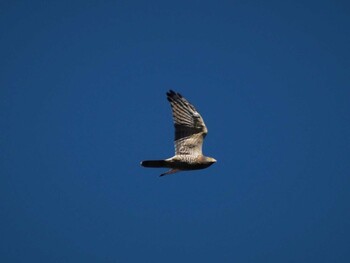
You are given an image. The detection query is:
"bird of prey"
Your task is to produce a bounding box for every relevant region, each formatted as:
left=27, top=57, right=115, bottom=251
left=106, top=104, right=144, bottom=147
left=141, top=90, right=216, bottom=176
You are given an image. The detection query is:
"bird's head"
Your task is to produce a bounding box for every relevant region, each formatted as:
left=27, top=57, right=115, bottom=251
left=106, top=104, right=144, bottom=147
left=208, top=157, right=216, bottom=163
left=205, top=157, right=216, bottom=166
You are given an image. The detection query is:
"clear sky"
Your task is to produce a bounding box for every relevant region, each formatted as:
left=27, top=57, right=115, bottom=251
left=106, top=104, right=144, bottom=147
left=1, top=1, right=350, bottom=262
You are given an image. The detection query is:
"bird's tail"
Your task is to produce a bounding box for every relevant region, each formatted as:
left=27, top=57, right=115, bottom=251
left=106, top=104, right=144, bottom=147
left=141, top=160, right=168, bottom=168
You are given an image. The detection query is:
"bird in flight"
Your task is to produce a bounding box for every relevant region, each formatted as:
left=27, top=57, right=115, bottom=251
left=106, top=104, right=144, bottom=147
left=141, top=90, right=216, bottom=176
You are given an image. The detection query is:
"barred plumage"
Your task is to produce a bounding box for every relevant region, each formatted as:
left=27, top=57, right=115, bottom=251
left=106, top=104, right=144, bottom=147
left=141, top=90, right=216, bottom=176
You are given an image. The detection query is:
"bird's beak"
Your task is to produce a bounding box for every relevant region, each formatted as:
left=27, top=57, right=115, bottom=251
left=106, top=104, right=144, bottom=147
left=211, top=158, right=217, bottom=163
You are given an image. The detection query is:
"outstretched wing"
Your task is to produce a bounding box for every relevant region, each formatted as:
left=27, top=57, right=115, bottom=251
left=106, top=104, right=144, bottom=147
left=166, top=90, right=208, bottom=156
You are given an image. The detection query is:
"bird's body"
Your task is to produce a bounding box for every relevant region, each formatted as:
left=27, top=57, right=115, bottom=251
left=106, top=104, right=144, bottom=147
left=141, top=90, right=216, bottom=176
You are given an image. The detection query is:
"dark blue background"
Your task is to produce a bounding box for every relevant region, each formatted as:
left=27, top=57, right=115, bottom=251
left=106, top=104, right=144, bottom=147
left=2, top=1, right=349, bottom=262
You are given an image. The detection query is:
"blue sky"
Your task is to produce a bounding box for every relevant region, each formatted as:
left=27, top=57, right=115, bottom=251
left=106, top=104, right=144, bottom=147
left=1, top=1, right=350, bottom=262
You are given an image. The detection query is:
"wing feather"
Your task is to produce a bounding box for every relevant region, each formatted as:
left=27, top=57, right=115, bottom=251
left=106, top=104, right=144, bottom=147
left=166, top=90, right=208, bottom=156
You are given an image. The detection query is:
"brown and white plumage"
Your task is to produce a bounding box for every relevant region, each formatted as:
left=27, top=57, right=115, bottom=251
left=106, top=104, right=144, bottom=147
left=141, top=90, right=216, bottom=176
left=167, top=90, right=207, bottom=156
